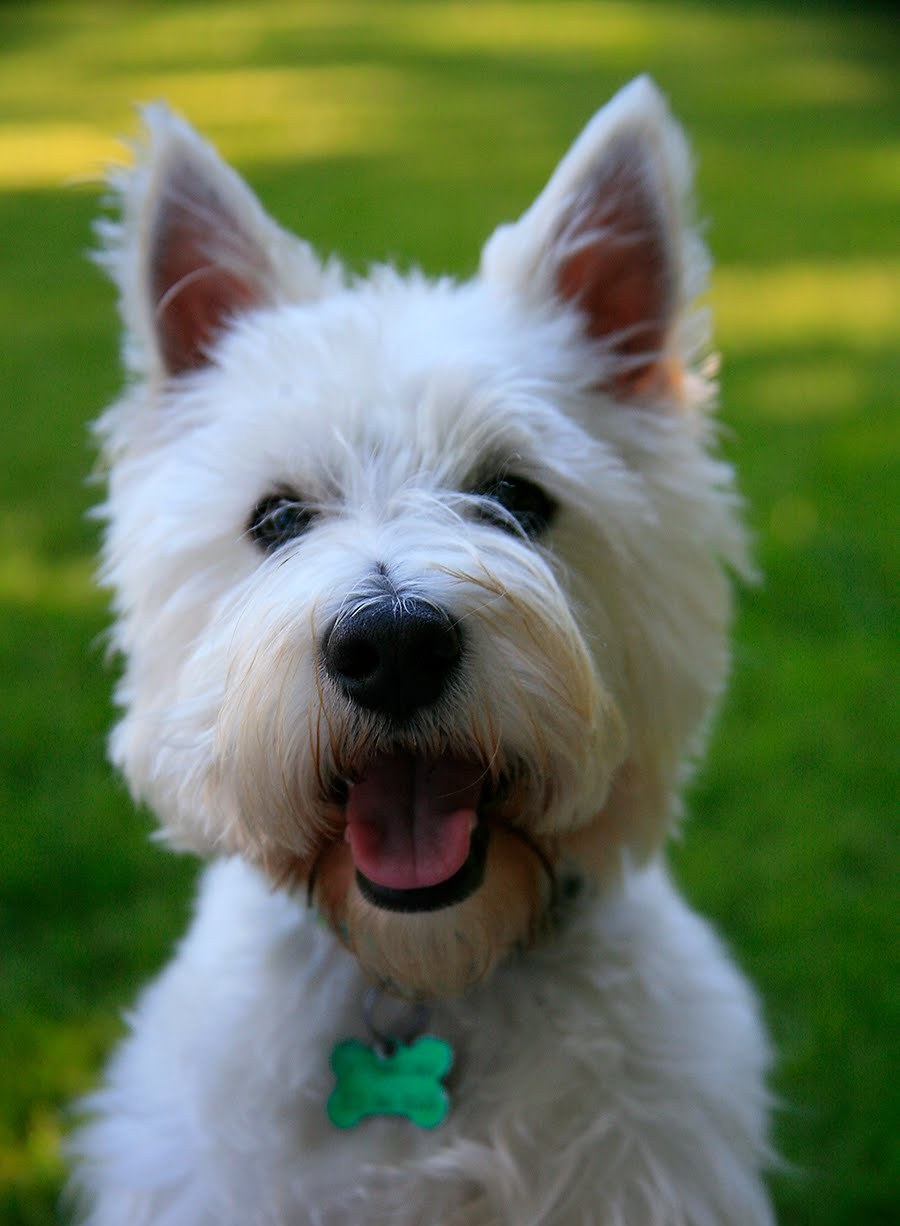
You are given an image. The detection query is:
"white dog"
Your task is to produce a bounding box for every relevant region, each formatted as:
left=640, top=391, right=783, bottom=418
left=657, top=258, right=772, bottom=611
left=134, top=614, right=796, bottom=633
left=69, top=77, right=775, bottom=1225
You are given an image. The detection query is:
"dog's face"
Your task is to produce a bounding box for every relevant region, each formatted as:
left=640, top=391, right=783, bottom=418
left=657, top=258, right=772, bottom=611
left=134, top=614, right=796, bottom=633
left=97, top=78, right=747, bottom=998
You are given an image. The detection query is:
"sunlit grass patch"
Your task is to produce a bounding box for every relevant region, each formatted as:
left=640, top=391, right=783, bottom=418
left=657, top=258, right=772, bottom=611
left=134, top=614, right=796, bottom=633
left=396, top=0, right=738, bottom=56
left=714, top=262, right=899, bottom=352
left=2, top=0, right=894, bottom=195
left=0, top=550, right=96, bottom=611
left=0, top=124, right=120, bottom=192
left=0, top=1012, right=132, bottom=1215
left=0, top=65, right=405, bottom=190
left=0, top=1104, right=66, bottom=1192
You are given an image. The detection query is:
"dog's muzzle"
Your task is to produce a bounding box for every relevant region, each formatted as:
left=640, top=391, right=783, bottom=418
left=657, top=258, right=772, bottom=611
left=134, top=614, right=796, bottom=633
left=322, top=594, right=485, bottom=912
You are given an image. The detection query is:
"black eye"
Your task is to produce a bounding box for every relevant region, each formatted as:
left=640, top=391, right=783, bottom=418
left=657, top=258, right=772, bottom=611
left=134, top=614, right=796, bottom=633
left=248, top=491, right=316, bottom=552
left=476, top=475, right=556, bottom=538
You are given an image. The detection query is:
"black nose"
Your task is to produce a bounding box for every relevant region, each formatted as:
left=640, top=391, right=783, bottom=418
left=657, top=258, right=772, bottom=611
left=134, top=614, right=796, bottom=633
left=324, top=596, right=463, bottom=719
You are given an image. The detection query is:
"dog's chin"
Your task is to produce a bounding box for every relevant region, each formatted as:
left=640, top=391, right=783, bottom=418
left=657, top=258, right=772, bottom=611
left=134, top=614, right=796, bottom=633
left=312, top=829, right=552, bottom=1000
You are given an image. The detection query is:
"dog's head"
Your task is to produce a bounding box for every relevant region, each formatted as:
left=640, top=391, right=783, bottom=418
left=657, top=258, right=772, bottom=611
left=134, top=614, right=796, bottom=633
left=96, top=78, right=748, bottom=998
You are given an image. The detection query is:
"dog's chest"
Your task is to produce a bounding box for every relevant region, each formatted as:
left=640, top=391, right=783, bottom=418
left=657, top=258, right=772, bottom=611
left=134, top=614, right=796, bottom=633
left=172, top=862, right=606, bottom=1207
left=162, top=859, right=711, bottom=1223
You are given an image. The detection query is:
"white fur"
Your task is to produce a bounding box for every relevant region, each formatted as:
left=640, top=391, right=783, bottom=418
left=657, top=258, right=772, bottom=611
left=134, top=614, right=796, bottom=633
left=70, top=858, right=773, bottom=1226
left=70, top=77, right=774, bottom=1224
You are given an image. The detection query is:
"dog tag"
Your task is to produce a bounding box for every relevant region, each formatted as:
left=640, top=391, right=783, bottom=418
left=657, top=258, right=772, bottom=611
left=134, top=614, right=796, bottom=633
left=327, top=1035, right=453, bottom=1129
left=328, top=987, right=452, bottom=1128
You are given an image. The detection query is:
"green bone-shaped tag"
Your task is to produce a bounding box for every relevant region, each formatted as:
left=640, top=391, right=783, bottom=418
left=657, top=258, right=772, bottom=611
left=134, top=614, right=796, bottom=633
left=327, top=1035, right=453, bottom=1129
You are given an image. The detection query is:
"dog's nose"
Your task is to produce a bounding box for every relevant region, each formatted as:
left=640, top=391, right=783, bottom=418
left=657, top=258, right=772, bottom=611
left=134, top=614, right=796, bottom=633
left=324, top=596, right=463, bottom=719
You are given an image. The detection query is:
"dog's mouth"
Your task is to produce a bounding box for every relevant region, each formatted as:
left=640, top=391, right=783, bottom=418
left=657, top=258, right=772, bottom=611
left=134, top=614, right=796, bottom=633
left=340, top=753, right=491, bottom=913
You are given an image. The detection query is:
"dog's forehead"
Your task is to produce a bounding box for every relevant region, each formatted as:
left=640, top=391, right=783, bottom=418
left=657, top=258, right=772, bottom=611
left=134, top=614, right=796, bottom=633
left=209, top=273, right=585, bottom=492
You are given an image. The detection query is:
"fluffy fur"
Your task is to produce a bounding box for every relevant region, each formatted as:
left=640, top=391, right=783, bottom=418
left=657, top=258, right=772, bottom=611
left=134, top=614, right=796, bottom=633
left=69, top=77, right=775, bottom=1224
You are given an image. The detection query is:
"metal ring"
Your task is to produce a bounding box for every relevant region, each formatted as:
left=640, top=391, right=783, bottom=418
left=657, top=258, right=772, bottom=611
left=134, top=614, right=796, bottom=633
left=363, top=986, right=430, bottom=1057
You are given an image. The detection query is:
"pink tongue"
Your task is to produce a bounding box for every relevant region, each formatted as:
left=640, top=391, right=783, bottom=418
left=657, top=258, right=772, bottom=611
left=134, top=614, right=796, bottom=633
left=345, top=755, right=483, bottom=891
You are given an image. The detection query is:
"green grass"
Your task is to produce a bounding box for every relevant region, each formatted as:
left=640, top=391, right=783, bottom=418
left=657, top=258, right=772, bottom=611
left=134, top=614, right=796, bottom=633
left=1, top=2, right=896, bottom=1222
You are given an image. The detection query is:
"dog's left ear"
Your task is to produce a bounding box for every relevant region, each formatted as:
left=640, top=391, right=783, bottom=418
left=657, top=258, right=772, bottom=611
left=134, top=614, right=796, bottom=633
left=481, top=77, right=707, bottom=404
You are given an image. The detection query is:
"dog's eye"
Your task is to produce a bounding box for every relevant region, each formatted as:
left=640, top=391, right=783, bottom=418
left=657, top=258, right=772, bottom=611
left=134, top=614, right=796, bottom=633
left=476, top=475, right=556, bottom=538
left=248, top=492, right=316, bottom=552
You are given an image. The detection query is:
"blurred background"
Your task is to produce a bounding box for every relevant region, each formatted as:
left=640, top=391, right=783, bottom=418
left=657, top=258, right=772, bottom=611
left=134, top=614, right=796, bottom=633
left=0, top=2, right=896, bottom=1222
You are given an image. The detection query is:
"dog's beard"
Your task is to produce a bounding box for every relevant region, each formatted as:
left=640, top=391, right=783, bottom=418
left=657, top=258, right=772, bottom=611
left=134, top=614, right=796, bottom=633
left=223, top=680, right=619, bottom=999
left=231, top=705, right=601, bottom=998
left=311, top=821, right=556, bottom=1000
left=257, top=740, right=565, bottom=999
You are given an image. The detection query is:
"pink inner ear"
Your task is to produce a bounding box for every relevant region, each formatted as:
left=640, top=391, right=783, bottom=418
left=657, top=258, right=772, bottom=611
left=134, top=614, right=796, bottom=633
left=556, top=151, right=675, bottom=395
left=150, top=179, right=265, bottom=375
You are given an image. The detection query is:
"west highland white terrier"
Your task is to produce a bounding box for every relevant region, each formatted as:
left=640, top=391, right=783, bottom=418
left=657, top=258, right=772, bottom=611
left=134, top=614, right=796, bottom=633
left=69, top=77, right=775, bottom=1225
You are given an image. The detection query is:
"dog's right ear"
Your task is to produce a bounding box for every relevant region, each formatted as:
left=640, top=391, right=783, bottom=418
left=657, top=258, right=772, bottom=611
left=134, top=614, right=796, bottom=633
left=96, top=105, right=330, bottom=378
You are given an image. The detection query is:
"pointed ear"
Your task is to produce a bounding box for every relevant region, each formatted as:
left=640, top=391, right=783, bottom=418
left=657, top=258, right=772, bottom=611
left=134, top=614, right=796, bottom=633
left=96, top=105, right=330, bottom=377
left=481, top=77, right=709, bottom=404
